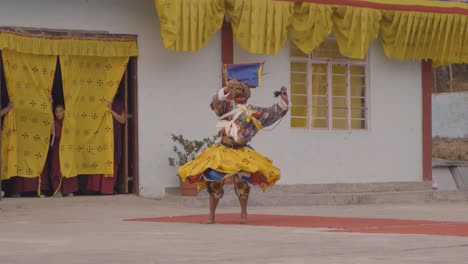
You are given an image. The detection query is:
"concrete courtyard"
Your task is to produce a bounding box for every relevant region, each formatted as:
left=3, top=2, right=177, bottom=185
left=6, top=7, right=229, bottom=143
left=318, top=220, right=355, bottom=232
left=1, top=195, right=468, bottom=264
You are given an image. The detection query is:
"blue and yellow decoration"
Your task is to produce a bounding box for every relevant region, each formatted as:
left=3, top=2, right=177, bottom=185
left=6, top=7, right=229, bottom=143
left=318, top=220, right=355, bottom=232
left=223, top=63, right=263, bottom=88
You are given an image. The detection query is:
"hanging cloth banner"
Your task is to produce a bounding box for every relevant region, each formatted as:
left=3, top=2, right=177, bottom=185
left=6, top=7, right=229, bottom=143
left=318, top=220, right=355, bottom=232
left=155, top=0, right=226, bottom=52
left=0, top=27, right=138, bottom=57
left=223, top=62, right=264, bottom=87
left=156, top=0, right=468, bottom=66
left=59, top=56, right=129, bottom=177
left=1, top=50, right=56, bottom=180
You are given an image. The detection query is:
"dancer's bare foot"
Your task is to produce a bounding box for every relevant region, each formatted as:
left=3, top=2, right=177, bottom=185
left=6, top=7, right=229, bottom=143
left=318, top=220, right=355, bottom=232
left=240, top=213, right=248, bottom=224
left=204, top=215, right=215, bottom=224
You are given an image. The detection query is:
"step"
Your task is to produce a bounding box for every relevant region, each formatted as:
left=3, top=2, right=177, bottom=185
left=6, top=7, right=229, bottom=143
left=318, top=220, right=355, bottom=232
left=165, top=189, right=468, bottom=208
left=166, top=182, right=433, bottom=196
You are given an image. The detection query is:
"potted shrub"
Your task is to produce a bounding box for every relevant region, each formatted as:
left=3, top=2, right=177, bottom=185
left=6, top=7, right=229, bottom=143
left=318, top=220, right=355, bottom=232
left=168, top=134, right=217, bottom=196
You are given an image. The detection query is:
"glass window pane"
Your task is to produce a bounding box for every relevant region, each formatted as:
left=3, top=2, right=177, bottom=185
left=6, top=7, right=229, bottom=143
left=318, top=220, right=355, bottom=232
left=351, top=98, right=365, bottom=108
left=351, top=86, right=365, bottom=97
left=292, top=95, right=307, bottom=106
left=312, top=84, right=327, bottom=95
left=351, top=108, right=367, bottom=119
left=332, top=97, right=347, bottom=107
left=350, top=65, right=365, bottom=75
left=291, top=83, right=307, bottom=95
left=312, top=118, right=328, bottom=128
left=291, top=73, right=307, bottom=83
left=312, top=96, right=327, bottom=107
left=351, top=119, right=367, bottom=129
left=312, top=107, right=328, bottom=118
left=291, top=117, right=308, bottom=128
left=311, top=64, right=327, bottom=74
left=332, top=108, right=347, bottom=118
left=291, top=62, right=307, bottom=72
left=291, top=106, right=307, bottom=117
left=351, top=75, right=365, bottom=86
left=311, top=64, right=327, bottom=96
left=332, top=85, right=346, bottom=96
left=333, top=119, right=348, bottom=129
left=332, top=65, right=346, bottom=74
left=332, top=75, right=346, bottom=86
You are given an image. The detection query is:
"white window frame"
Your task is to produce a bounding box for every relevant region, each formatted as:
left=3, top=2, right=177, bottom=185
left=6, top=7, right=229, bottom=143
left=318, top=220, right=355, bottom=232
left=290, top=53, right=370, bottom=131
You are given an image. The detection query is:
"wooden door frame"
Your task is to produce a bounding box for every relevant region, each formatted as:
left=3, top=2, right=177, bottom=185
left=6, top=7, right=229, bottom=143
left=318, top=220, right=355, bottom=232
left=422, top=60, right=433, bottom=181
left=0, top=51, right=3, bottom=199
left=128, top=57, right=139, bottom=195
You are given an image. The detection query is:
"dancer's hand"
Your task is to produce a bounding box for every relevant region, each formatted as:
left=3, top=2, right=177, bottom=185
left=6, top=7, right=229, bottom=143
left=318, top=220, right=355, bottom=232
left=225, top=79, right=237, bottom=94
left=280, top=86, right=289, bottom=105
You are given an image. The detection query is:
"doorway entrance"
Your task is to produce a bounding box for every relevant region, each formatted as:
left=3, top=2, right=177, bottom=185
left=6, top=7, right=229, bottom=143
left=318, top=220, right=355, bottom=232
left=0, top=29, right=139, bottom=196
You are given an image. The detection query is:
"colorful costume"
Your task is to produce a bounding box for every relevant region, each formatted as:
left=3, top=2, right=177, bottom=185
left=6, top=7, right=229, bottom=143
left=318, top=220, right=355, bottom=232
left=178, top=86, right=288, bottom=198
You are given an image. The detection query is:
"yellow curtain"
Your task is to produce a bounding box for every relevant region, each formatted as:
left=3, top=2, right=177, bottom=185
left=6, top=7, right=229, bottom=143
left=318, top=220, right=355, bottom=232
left=0, top=28, right=138, bottom=57
left=1, top=50, right=56, bottom=180
left=288, top=3, right=333, bottom=55
left=226, top=0, right=294, bottom=55
left=380, top=11, right=468, bottom=67
left=155, top=0, right=468, bottom=66
left=155, top=0, right=226, bottom=51
left=332, top=6, right=382, bottom=60
left=59, top=56, right=129, bottom=177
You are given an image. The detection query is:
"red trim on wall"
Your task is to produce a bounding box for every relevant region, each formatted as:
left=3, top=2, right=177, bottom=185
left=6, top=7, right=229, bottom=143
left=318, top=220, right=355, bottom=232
left=221, top=20, right=234, bottom=87
left=422, top=60, right=433, bottom=181
left=279, top=0, right=468, bottom=15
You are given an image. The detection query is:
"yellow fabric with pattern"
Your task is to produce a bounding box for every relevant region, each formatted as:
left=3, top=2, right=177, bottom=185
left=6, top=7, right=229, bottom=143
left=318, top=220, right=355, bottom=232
left=380, top=10, right=468, bottom=67
left=288, top=3, right=333, bottom=57
left=59, top=56, right=129, bottom=177
left=178, top=144, right=280, bottom=191
left=155, top=0, right=468, bottom=65
left=0, top=28, right=137, bottom=57
left=155, top=0, right=226, bottom=52
left=288, top=3, right=382, bottom=60
left=226, top=0, right=294, bottom=55
left=332, top=6, right=382, bottom=60
left=1, top=50, right=56, bottom=180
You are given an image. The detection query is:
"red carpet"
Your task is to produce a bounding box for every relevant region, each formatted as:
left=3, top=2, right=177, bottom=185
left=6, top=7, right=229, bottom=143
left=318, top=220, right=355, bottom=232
left=125, top=214, right=468, bottom=237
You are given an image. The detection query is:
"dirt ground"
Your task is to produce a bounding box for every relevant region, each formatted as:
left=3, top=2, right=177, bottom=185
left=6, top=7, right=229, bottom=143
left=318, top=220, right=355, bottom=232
left=433, top=137, right=468, bottom=161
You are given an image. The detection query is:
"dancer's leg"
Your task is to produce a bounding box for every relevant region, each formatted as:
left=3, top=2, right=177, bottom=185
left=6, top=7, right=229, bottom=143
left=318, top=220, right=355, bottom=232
left=206, top=180, right=225, bottom=224
left=234, top=176, right=250, bottom=224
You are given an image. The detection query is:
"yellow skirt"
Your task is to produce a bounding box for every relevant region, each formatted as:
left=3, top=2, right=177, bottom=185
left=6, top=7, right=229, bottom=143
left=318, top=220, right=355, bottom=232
left=178, top=144, right=281, bottom=191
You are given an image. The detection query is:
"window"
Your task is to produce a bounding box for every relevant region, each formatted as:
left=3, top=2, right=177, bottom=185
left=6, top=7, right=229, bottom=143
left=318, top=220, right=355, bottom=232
left=290, top=37, right=369, bottom=130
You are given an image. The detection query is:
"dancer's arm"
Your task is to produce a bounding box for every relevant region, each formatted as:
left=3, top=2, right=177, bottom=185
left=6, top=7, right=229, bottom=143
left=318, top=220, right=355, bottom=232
left=250, top=86, right=289, bottom=128
left=0, top=102, right=14, bottom=117
left=210, top=80, right=235, bottom=117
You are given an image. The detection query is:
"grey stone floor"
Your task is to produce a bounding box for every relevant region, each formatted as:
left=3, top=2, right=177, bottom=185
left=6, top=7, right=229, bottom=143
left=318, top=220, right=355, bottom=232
left=1, top=195, right=468, bottom=264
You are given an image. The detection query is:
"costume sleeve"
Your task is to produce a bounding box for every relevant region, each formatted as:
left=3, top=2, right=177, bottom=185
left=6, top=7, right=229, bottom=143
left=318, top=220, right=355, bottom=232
left=250, top=98, right=289, bottom=128
left=210, top=87, right=231, bottom=117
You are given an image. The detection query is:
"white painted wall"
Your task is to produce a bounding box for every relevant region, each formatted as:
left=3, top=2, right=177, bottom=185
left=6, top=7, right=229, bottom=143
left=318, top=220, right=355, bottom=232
left=233, top=41, right=423, bottom=185
left=0, top=0, right=220, bottom=198
left=0, top=0, right=423, bottom=197
left=433, top=92, right=468, bottom=138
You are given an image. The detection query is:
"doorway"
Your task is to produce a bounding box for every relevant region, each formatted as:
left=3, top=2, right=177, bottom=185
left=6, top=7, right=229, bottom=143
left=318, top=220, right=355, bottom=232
left=0, top=34, right=139, bottom=196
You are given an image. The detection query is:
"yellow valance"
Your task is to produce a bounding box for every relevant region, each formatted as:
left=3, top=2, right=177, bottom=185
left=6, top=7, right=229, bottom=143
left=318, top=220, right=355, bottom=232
left=0, top=27, right=138, bottom=57
left=155, top=0, right=468, bottom=66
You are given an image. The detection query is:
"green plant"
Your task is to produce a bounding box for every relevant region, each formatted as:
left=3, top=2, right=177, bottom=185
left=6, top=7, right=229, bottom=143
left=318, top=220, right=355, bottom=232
left=168, top=134, right=218, bottom=167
